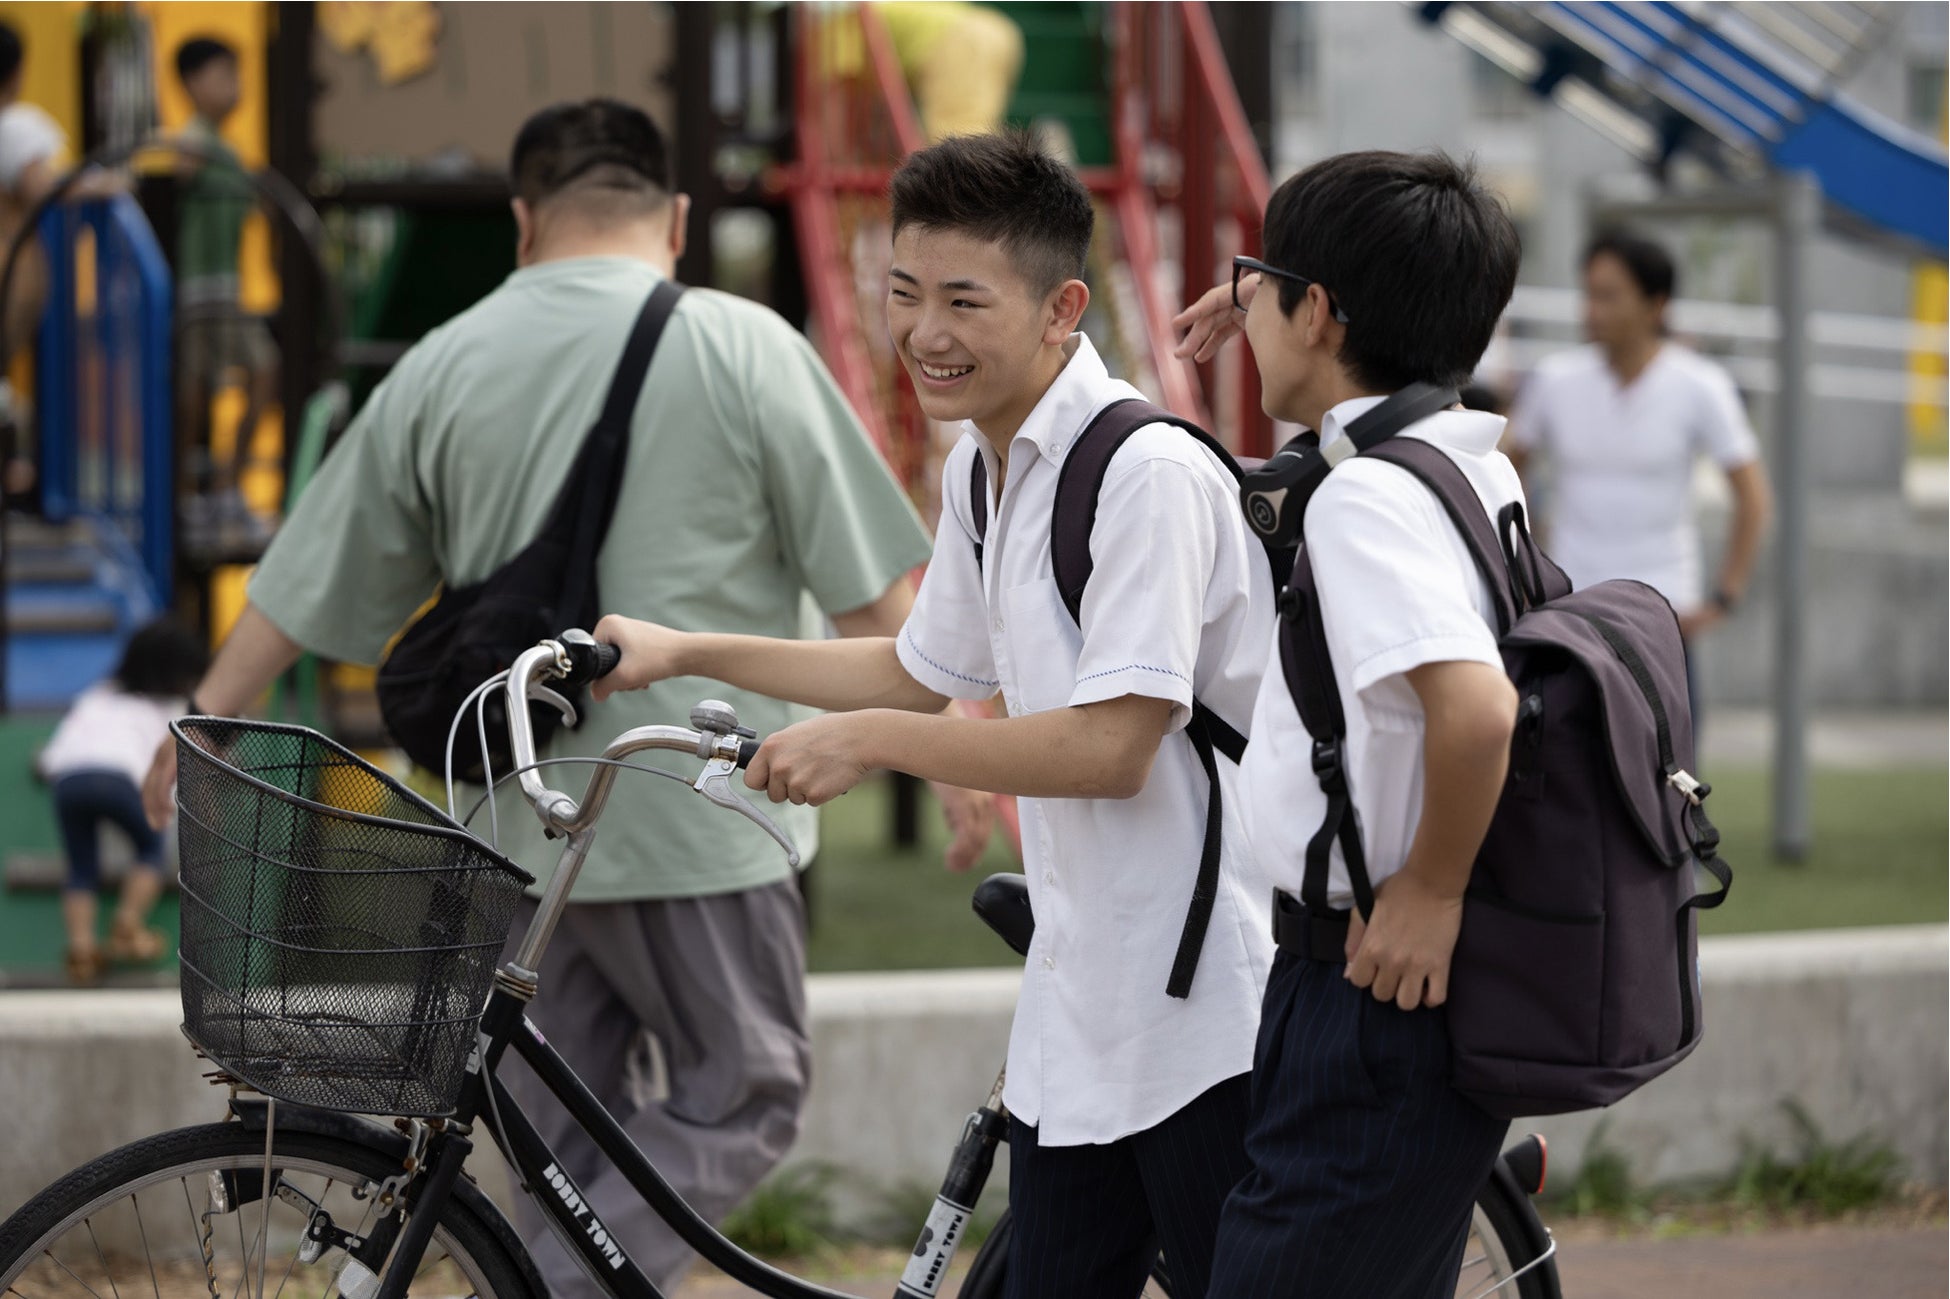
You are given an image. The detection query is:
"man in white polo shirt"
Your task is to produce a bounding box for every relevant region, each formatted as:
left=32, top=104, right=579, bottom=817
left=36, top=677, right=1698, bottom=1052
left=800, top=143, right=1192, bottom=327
left=1507, top=230, right=1773, bottom=710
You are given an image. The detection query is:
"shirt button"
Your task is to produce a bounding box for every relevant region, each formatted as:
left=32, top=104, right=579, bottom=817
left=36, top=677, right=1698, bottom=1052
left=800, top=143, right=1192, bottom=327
left=993, top=614, right=1005, bottom=631
left=1043, top=870, right=1056, bottom=885
left=1042, top=955, right=1056, bottom=970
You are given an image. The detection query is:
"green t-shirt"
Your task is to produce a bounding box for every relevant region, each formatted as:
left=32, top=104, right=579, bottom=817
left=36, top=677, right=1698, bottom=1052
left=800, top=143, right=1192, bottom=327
left=177, top=118, right=251, bottom=298
left=249, top=257, right=932, bottom=900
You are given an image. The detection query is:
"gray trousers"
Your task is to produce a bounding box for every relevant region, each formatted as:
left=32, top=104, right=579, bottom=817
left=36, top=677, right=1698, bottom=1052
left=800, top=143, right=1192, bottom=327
left=501, top=881, right=812, bottom=1295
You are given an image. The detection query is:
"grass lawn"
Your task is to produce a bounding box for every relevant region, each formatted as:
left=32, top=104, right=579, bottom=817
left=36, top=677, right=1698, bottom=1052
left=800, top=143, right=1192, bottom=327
left=1696, top=764, right=1947, bottom=935
left=804, top=765, right=1948, bottom=971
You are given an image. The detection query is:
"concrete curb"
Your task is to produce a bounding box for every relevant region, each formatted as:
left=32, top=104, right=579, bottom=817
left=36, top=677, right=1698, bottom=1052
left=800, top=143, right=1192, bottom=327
left=0, top=925, right=1941, bottom=1229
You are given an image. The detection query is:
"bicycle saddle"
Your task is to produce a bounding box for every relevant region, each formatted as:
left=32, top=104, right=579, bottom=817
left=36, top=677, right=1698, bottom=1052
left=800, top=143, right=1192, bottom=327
left=972, top=873, right=1035, bottom=959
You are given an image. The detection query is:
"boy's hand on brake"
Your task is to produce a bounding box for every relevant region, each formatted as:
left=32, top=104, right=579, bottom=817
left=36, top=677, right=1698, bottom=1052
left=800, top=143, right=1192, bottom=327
left=745, top=712, right=874, bottom=807
left=590, top=615, right=686, bottom=701
left=1343, top=869, right=1465, bottom=1011
left=1172, top=277, right=1252, bottom=365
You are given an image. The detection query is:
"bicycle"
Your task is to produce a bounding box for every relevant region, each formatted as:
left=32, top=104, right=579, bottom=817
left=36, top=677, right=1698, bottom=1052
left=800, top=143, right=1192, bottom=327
left=0, top=630, right=1562, bottom=1299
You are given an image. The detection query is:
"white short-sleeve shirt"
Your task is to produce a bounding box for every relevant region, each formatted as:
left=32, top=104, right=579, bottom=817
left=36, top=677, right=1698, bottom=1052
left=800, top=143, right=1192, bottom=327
left=39, top=684, right=182, bottom=787
left=0, top=103, right=63, bottom=193
left=897, top=333, right=1276, bottom=1147
left=1242, top=400, right=1523, bottom=909
left=1506, top=343, right=1760, bottom=610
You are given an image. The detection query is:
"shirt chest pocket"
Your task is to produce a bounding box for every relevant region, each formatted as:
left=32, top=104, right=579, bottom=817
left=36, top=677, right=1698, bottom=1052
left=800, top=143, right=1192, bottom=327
left=1001, top=578, right=1080, bottom=714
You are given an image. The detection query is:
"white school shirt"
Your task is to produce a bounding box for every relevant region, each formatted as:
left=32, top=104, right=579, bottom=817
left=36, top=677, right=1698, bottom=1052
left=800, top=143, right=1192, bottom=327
left=1241, top=400, right=1523, bottom=909
left=39, top=684, right=183, bottom=787
left=1506, top=343, right=1760, bottom=611
left=896, top=333, right=1276, bottom=1147
left=0, top=104, right=63, bottom=193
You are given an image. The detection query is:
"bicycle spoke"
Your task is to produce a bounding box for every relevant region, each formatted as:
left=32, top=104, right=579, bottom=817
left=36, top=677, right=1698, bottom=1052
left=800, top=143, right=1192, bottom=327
left=41, top=1250, right=109, bottom=1299
left=228, top=1201, right=252, bottom=1299
left=82, top=1221, right=122, bottom=1299
left=131, top=1192, right=164, bottom=1299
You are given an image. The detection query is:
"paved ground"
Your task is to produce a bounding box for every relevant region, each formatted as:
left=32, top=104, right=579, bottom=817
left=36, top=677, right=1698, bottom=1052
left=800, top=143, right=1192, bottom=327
left=673, top=1224, right=1949, bottom=1296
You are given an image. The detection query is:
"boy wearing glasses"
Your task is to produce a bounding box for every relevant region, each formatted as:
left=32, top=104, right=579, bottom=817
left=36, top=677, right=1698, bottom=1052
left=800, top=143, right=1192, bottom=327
left=598, top=130, right=1275, bottom=1298
left=1175, top=151, right=1525, bottom=1296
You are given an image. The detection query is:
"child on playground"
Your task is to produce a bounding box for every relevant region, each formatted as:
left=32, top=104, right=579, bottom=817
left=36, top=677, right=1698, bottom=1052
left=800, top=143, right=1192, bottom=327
left=595, top=130, right=1276, bottom=1298
left=38, top=619, right=206, bottom=984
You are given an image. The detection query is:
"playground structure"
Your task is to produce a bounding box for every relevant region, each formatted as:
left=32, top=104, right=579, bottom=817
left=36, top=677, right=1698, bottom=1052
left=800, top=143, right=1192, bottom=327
left=0, top=1, right=1943, bottom=982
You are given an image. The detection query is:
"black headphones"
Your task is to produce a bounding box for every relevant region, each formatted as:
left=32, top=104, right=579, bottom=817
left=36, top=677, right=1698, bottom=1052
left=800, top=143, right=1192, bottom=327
left=1239, top=383, right=1460, bottom=546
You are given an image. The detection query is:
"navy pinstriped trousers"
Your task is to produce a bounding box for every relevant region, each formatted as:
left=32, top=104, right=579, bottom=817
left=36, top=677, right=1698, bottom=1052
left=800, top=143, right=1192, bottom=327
left=1208, top=952, right=1509, bottom=1299
left=1004, top=1072, right=1253, bottom=1299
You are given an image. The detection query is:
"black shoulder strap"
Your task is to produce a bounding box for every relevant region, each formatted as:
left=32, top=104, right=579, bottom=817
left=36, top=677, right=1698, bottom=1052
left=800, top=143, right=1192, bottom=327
left=969, top=451, right=988, bottom=572
left=555, top=280, right=685, bottom=620
left=1050, top=398, right=1248, bottom=998
left=1050, top=398, right=1240, bottom=621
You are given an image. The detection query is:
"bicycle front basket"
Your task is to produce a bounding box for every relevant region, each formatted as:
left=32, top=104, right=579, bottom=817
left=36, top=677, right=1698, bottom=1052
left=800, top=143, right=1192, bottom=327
left=173, top=717, right=534, bottom=1116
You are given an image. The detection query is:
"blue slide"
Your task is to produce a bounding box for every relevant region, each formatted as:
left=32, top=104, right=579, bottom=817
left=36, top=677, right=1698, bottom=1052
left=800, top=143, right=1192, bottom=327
left=1423, top=1, right=1948, bottom=257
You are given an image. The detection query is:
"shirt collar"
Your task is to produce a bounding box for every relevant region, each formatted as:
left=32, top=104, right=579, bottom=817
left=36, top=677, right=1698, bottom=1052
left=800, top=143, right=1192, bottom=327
left=1318, top=392, right=1507, bottom=457
left=503, top=255, right=669, bottom=289
left=968, top=333, right=1112, bottom=466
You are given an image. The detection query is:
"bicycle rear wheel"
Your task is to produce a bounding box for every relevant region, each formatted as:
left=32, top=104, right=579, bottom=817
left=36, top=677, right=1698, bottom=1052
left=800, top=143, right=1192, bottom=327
left=0, top=1121, right=540, bottom=1299
left=957, top=1169, right=1559, bottom=1298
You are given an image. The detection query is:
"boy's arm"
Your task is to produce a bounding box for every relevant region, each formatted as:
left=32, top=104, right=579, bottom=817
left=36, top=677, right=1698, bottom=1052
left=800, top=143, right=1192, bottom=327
left=591, top=615, right=949, bottom=714
left=1343, top=659, right=1516, bottom=1009
left=744, top=693, right=1174, bottom=805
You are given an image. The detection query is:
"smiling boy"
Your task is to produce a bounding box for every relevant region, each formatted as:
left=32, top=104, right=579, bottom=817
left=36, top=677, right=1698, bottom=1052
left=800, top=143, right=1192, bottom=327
left=596, top=131, right=1274, bottom=1297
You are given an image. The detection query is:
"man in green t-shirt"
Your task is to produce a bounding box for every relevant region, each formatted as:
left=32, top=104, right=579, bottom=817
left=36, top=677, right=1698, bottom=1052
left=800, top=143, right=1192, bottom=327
left=172, top=36, right=277, bottom=552
left=142, top=99, right=975, bottom=1294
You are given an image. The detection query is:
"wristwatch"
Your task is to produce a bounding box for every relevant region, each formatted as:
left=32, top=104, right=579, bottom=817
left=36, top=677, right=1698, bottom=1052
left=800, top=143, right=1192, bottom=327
left=1710, top=587, right=1737, bottom=613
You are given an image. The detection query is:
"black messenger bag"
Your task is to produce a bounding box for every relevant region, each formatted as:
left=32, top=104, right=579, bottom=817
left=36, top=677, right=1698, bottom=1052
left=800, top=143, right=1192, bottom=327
left=375, top=280, right=683, bottom=783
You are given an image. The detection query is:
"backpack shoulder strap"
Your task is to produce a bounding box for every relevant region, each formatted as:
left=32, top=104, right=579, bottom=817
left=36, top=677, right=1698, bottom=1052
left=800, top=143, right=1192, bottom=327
left=1050, top=398, right=1241, bottom=624
left=1049, top=397, right=1250, bottom=757
left=1361, top=437, right=1520, bottom=634
left=968, top=451, right=989, bottom=571
left=1045, top=398, right=1247, bottom=998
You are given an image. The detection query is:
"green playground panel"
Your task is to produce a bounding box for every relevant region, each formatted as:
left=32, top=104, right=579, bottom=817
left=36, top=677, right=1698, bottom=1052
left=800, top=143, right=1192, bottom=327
left=989, top=1, right=1113, bottom=167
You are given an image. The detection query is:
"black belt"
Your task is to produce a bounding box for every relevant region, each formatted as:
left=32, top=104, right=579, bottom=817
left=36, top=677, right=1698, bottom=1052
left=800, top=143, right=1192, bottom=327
left=1272, top=888, right=1351, bottom=963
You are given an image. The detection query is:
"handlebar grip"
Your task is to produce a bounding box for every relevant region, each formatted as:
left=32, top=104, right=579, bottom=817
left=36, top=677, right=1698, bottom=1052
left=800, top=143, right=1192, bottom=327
left=556, top=630, right=621, bottom=687
left=736, top=738, right=762, bottom=769
left=591, top=640, right=622, bottom=680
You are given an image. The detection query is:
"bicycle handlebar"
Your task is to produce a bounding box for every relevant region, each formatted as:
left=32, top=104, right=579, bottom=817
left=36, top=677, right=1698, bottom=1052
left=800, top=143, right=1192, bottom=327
left=499, top=632, right=794, bottom=863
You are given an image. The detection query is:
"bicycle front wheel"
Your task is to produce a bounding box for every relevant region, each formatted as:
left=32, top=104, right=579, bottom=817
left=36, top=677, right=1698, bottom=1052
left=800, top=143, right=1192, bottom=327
left=956, top=1171, right=1559, bottom=1299
left=0, top=1121, right=540, bottom=1299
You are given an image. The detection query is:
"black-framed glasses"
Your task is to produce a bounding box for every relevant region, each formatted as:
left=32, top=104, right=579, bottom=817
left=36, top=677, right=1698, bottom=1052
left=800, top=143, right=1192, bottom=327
left=1233, top=254, right=1350, bottom=323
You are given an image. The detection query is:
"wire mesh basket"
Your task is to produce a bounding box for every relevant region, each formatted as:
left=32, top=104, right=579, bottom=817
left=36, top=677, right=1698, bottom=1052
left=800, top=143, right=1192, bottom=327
left=173, top=717, right=533, bottom=1117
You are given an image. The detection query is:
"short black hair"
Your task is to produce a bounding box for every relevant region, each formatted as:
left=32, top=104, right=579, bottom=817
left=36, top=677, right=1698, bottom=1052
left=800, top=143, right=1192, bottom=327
left=0, top=23, right=23, bottom=88
left=1262, top=150, right=1522, bottom=392
left=113, top=619, right=208, bottom=700
left=175, top=36, right=237, bottom=84
left=0, top=23, right=21, bottom=88
left=890, top=130, right=1094, bottom=296
left=510, top=99, right=672, bottom=215
left=1584, top=229, right=1676, bottom=302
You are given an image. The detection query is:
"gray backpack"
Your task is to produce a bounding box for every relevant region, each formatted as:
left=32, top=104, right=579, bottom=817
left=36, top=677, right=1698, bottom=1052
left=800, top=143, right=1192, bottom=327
left=1281, top=435, right=1732, bottom=1119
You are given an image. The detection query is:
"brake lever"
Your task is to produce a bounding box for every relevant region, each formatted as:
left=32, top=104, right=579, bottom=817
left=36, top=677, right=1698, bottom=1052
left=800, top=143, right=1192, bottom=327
left=526, top=682, right=579, bottom=729
left=694, top=756, right=801, bottom=869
